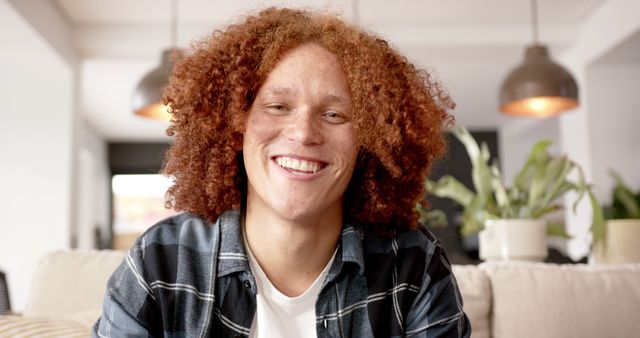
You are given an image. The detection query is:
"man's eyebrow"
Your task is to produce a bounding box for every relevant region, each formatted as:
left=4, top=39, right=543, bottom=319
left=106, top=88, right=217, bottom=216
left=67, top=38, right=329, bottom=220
left=261, top=87, right=295, bottom=96
left=322, top=94, right=350, bottom=105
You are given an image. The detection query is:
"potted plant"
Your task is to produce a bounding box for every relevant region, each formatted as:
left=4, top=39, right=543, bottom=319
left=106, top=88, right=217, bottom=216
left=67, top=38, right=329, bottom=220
left=593, top=171, right=640, bottom=263
left=419, top=125, right=603, bottom=261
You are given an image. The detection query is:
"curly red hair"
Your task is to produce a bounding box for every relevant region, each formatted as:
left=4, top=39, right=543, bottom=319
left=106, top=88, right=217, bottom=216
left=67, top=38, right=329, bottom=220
left=163, top=7, right=454, bottom=234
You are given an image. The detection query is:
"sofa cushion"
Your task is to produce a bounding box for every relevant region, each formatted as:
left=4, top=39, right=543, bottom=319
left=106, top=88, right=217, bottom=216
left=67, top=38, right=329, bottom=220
left=23, top=250, right=126, bottom=319
left=0, top=315, right=89, bottom=338
left=452, top=265, right=491, bottom=338
left=482, top=262, right=640, bottom=338
left=63, top=308, right=103, bottom=328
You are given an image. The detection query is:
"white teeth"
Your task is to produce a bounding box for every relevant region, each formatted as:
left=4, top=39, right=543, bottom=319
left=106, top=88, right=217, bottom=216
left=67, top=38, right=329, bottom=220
left=291, top=159, right=300, bottom=170
left=299, top=160, right=312, bottom=172
left=275, top=157, right=322, bottom=173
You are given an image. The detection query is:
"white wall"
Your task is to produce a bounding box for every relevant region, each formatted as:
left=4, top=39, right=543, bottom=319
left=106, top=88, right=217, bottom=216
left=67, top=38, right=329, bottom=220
left=587, top=63, right=640, bottom=199
left=0, top=0, right=112, bottom=308
left=76, top=118, right=110, bottom=250
left=408, top=45, right=518, bottom=130
left=0, top=0, right=74, bottom=310
left=558, top=0, right=640, bottom=259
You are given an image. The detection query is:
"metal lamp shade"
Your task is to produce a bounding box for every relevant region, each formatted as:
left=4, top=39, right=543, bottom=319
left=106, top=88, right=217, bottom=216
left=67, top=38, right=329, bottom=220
left=132, top=48, right=180, bottom=120
left=500, top=45, right=579, bottom=118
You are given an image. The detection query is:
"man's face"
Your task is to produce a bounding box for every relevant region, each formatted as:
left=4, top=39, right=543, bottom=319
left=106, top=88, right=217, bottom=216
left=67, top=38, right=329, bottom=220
left=243, top=43, right=357, bottom=223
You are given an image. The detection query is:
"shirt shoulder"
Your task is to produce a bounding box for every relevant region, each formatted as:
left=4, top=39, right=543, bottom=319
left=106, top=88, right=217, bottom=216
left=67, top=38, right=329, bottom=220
left=130, top=211, right=233, bottom=282
left=360, top=224, right=442, bottom=293
left=363, top=224, right=440, bottom=257
left=138, top=211, right=237, bottom=254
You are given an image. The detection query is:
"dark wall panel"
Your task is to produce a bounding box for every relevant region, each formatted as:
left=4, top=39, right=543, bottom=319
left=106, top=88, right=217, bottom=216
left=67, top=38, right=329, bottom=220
left=108, top=143, right=171, bottom=175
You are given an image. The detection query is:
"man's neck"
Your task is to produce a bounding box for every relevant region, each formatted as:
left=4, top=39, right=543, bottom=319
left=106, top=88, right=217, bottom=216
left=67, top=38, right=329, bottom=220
left=243, top=204, right=342, bottom=297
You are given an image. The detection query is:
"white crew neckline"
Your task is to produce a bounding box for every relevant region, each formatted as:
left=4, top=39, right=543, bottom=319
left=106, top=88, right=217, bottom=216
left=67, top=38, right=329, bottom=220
left=245, top=238, right=337, bottom=302
left=243, top=231, right=338, bottom=338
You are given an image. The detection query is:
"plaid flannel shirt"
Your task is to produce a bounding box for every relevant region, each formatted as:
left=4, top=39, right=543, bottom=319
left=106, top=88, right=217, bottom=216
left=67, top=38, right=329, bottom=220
left=93, top=210, right=470, bottom=337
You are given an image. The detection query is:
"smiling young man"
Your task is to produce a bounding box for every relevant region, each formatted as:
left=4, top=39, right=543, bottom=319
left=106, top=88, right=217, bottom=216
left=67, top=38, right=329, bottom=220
left=242, top=42, right=358, bottom=336
left=94, top=8, right=470, bottom=338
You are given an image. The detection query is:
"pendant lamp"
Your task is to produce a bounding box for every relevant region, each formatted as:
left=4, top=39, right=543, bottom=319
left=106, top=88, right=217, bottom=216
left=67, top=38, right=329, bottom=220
left=132, top=0, right=181, bottom=120
left=499, top=0, right=579, bottom=117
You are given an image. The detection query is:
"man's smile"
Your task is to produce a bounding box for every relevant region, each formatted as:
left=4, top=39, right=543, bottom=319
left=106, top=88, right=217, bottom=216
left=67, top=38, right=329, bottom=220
left=273, top=155, right=327, bottom=174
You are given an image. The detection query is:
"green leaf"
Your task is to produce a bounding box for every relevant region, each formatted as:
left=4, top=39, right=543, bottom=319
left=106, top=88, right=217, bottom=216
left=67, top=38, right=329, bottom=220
left=490, top=163, right=514, bottom=218
left=547, top=222, right=572, bottom=238
left=531, top=203, right=563, bottom=219
left=537, top=156, right=574, bottom=209
left=614, top=186, right=640, bottom=218
left=451, top=126, right=493, bottom=205
left=527, top=143, right=555, bottom=210
left=589, top=190, right=606, bottom=244
left=514, top=139, right=553, bottom=192
left=480, top=142, right=491, bottom=164
left=460, top=195, right=486, bottom=236
left=416, top=204, right=449, bottom=228
left=570, top=165, right=588, bottom=214
left=603, top=205, right=615, bottom=220
left=426, top=176, right=475, bottom=206
left=610, top=171, right=640, bottom=218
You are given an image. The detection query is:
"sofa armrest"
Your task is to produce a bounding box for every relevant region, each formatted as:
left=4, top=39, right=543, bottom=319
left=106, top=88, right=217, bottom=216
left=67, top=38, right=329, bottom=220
left=481, top=262, right=640, bottom=338
left=23, top=250, right=126, bottom=319
left=452, top=265, right=491, bottom=338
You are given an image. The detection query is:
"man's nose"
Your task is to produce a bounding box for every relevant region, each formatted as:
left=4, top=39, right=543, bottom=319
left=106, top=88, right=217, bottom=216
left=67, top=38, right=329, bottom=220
left=284, top=110, right=323, bottom=145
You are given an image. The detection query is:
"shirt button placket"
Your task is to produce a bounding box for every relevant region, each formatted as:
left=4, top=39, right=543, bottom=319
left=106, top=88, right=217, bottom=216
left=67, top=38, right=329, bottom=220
left=317, top=316, right=335, bottom=338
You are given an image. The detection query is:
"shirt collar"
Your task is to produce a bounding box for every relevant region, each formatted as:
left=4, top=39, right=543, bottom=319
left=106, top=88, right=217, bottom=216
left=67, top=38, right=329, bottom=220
left=217, top=210, right=251, bottom=277
left=216, top=210, right=366, bottom=277
left=337, top=223, right=366, bottom=275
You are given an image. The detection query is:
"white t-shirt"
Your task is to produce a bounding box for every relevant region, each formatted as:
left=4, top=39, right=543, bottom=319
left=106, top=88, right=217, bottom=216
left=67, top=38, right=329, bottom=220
left=245, top=243, right=336, bottom=338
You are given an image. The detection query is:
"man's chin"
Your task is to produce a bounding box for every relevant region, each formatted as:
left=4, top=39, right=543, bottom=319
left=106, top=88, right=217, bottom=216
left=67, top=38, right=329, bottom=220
left=272, top=203, right=335, bottom=225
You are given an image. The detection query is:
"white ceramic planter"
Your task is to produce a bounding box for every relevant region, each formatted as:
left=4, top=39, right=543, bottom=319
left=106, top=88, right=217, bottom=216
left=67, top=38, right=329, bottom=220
left=479, top=219, right=547, bottom=261
left=593, top=219, right=640, bottom=264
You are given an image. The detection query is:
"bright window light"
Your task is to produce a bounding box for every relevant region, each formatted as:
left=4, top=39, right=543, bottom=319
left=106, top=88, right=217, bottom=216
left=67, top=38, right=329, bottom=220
left=111, top=174, right=176, bottom=235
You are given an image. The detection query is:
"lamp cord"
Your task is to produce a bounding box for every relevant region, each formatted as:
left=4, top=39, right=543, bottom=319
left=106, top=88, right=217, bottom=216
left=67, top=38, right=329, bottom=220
left=531, top=0, right=538, bottom=44
left=170, top=0, right=178, bottom=48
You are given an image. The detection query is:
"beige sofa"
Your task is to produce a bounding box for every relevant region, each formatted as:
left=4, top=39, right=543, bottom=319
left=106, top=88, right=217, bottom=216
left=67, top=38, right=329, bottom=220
left=0, top=250, right=124, bottom=338
left=1, top=250, right=639, bottom=337
left=453, top=263, right=640, bottom=338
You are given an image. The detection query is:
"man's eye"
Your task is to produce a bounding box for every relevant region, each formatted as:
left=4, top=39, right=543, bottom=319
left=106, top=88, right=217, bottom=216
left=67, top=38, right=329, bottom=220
left=266, top=104, right=288, bottom=114
left=322, top=111, right=348, bottom=124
